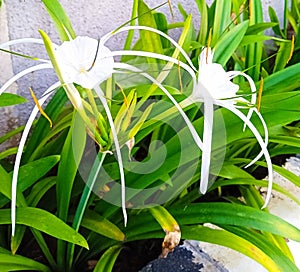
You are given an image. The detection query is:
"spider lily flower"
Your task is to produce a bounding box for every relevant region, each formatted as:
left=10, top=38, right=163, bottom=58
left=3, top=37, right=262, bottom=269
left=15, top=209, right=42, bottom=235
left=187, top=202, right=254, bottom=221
left=190, top=47, right=272, bottom=207
left=0, top=34, right=115, bottom=235
left=54, top=36, right=114, bottom=89
left=1, top=26, right=205, bottom=236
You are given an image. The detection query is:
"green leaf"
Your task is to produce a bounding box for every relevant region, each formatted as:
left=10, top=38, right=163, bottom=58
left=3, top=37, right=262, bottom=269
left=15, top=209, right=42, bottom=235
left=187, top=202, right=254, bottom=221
left=149, top=206, right=179, bottom=233
left=171, top=203, right=300, bottom=242
left=240, top=35, right=272, bottom=47
left=182, top=225, right=296, bottom=272
left=23, top=87, right=68, bottom=162
left=210, top=177, right=300, bottom=206
left=246, top=0, right=264, bottom=81
left=0, top=147, right=18, bottom=160
left=214, top=21, right=249, bottom=66
left=137, top=0, right=164, bottom=56
left=223, top=225, right=298, bottom=271
left=41, top=0, right=76, bottom=41
left=0, top=93, right=27, bottom=107
left=246, top=22, right=279, bottom=35
left=12, top=155, right=60, bottom=192
left=0, top=125, right=25, bottom=145
left=0, top=249, right=51, bottom=272
left=56, top=112, right=86, bottom=268
left=273, top=40, right=293, bottom=72
left=211, top=0, right=232, bottom=46
left=26, top=177, right=56, bottom=206
left=153, top=12, right=169, bottom=48
left=195, top=0, right=208, bottom=45
left=263, top=63, right=300, bottom=94
left=269, top=6, right=285, bottom=37
left=0, top=165, right=26, bottom=208
left=80, top=210, right=125, bottom=241
left=93, top=245, right=122, bottom=272
left=0, top=156, right=60, bottom=207
left=0, top=208, right=88, bottom=249
left=56, top=113, right=86, bottom=221
left=270, top=135, right=300, bottom=148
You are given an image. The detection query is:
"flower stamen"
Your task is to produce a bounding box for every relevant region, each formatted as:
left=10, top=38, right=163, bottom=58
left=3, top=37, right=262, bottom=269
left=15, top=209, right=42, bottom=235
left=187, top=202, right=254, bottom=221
left=86, top=38, right=101, bottom=72
left=29, top=87, right=52, bottom=127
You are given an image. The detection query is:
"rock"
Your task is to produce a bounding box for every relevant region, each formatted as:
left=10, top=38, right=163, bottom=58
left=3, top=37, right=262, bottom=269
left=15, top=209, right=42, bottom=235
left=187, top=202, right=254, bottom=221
left=139, top=240, right=229, bottom=272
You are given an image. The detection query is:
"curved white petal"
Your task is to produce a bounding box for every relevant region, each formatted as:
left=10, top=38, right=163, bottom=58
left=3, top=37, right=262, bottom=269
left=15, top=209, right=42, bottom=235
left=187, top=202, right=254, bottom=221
left=93, top=85, right=127, bottom=226
left=0, top=38, right=55, bottom=63
left=101, top=25, right=197, bottom=72
left=216, top=100, right=273, bottom=208
left=200, top=94, right=214, bottom=194
left=0, top=63, right=53, bottom=95
left=227, top=71, right=268, bottom=166
left=195, top=63, right=239, bottom=101
left=0, top=38, right=47, bottom=49
left=245, top=107, right=269, bottom=168
left=114, top=62, right=203, bottom=150
left=227, top=71, right=257, bottom=130
left=11, top=82, right=60, bottom=236
left=110, top=50, right=197, bottom=86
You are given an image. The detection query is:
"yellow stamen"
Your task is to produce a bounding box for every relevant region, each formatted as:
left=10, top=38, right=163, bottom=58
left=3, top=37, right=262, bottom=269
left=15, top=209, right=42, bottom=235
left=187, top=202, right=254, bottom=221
left=117, top=83, right=132, bottom=125
left=287, top=35, right=295, bottom=64
left=86, top=38, right=101, bottom=72
left=257, top=77, right=264, bottom=112
left=117, top=83, right=129, bottom=109
left=167, top=0, right=174, bottom=21
left=206, top=28, right=213, bottom=64
left=29, top=87, right=52, bottom=127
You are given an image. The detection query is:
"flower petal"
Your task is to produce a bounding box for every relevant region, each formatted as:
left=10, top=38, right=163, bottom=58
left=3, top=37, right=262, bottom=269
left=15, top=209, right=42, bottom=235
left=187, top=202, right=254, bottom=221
left=110, top=50, right=197, bottom=85
left=11, top=82, right=60, bottom=236
left=101, top=25, right=197, bottom=72
left=0, top=64, right=52, bottom=95
left=245, top=108, right=269, bottom=168
left=227, top=70, right=258, bottom=130
left=226, top=71, right=269, bottom=166
left=55, top=36, right=114, bottom=89
left=217, top=100, right=273, bottom=208
left=0, top=38, right=55, bottom=49
left=197, top=63, right=239, bottom=100
left=200, top=95, right=214, bottom=194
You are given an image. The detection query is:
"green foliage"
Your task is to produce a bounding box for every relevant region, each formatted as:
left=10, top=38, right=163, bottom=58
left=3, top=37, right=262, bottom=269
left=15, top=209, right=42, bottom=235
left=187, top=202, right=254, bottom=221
left=0, top=0, right=300, bottom=271
left=0, top=93, right=27, bottom=107
left=0, top=247, right=51, bottom=272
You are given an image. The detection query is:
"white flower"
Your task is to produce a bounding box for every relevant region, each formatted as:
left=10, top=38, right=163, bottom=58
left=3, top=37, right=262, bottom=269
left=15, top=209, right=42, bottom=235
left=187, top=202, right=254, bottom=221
left=190, top=47, right=272, bottom=207
left=1, top=28, right=203, bottom=236
left=1, top=28, right=272, bottom=237
left=196, top=47, right=239, bottom=101
left=54, top=36, right=114, bottom=89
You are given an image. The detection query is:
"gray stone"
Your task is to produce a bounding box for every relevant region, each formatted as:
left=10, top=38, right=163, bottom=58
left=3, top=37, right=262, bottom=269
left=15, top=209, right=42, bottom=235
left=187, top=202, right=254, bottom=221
left=140, top=240, right=229, bottom=272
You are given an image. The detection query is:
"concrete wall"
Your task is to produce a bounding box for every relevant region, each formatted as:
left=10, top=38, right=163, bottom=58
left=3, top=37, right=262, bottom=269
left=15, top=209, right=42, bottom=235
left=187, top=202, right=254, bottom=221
left=0, top=0, right=287, bottom=136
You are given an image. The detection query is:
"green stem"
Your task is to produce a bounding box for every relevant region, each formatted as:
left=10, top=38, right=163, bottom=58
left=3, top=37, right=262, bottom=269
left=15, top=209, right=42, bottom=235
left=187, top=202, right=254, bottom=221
left=167, top=22, right=185, bottom=30
left=283, top=0, right=288, bottom=38
left=66, top=151, right=106, bottom=271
